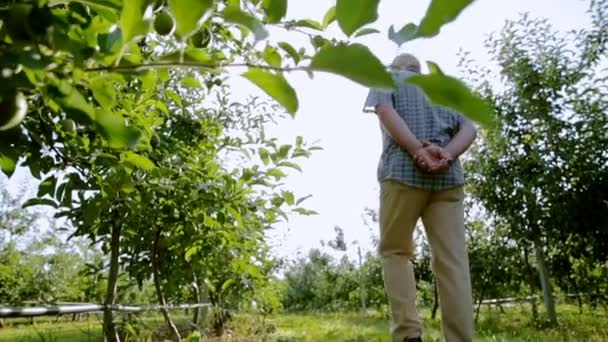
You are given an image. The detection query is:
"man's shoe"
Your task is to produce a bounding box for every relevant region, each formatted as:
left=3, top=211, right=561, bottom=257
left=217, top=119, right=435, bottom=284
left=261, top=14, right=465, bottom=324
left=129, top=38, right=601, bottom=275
left=404, top=338, right=422, bottom=342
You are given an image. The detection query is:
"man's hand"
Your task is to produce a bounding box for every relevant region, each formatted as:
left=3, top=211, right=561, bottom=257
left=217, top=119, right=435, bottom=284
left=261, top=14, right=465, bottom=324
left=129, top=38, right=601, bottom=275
left=413, top=142, right=454, bottom=174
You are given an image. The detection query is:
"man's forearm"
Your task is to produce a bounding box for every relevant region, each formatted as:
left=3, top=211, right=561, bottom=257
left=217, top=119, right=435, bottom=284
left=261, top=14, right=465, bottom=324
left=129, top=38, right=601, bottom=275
left=376, top=104, right=422, bottom=155
left=445, top=121, right=477, bottom=158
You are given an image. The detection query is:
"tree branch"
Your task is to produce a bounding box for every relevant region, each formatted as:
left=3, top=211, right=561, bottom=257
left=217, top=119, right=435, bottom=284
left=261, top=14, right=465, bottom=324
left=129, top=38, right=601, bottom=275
left=85, top=62, right=308, bottom=74
left=275, top=22, right=319, bottom=39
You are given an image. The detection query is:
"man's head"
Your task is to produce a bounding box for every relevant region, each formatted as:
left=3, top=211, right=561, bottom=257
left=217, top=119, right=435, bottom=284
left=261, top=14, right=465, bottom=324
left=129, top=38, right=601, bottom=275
left=390, top=53, right=421, bottom=73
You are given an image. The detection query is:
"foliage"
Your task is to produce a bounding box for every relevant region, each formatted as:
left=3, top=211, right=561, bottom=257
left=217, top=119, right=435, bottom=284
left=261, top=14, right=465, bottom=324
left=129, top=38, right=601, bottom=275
left=282, top=248, right=361, bottom=311
left=466, top=218, right=534, bottom=312
left=0, top=179, right=158, bottom=308
left=0, top=0, right=493, bottom=183
left=463, top=0, right=608, bottom=322
left=280, top=238, right=433, bottom=313
left=0, top=0, right=546, bottom=339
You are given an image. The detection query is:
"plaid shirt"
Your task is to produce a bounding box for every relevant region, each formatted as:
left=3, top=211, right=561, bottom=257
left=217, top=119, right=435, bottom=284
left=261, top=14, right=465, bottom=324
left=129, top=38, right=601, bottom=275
left=363, top=70, right=467, bottom=191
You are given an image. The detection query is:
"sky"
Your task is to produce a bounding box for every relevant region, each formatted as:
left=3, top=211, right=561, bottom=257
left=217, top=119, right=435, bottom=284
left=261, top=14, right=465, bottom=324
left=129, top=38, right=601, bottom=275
left=244, top=0, right=592, bottom=260
left=3, top=0, right=593, bottom=261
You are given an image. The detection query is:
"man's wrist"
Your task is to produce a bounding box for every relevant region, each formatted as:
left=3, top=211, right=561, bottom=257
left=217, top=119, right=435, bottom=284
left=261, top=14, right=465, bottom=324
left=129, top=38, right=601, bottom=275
left=408, top=140, right=424, bottom=156
left=444, top=145, right=459, bottom=160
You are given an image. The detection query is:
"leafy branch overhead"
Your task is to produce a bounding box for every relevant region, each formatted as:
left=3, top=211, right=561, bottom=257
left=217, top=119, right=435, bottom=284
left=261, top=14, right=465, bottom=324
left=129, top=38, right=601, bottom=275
left=0, top=0, right=489, bottom=181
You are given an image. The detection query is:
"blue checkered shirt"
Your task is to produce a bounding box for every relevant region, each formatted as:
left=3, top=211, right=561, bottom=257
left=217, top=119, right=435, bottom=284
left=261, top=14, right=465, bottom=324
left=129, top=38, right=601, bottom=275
left=363, top=70, right=468, bottom=191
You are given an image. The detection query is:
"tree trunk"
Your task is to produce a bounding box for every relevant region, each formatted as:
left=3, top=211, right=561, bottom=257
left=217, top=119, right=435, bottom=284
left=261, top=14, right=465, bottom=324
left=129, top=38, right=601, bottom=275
left=152, top=227, right=182, bottom=342
left=192, top=291, right=200, bottom=327
left=103, top=222, right=121, bottom=342
left=431, top=278, right=439, bottom=319
left=523, top=247, right=538, bottom=321
left=533, top=236, right=558, bottom=326
left=357, top=246, right=366, bottom=313
left=191, top=276, right=210, bottom=335
left=475, top=286, right=485, bottom=323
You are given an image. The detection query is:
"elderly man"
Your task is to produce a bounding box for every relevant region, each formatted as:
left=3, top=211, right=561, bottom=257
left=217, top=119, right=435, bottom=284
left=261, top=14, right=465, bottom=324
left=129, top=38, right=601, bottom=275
left=363, top=53, right=477, bottom=342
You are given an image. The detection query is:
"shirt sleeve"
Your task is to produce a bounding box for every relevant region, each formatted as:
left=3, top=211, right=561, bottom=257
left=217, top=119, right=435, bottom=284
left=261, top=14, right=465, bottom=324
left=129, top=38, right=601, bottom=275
left=439, top=105, right=468, bottom=129
left=453, top=109, right=472, bottom=130
left=362, top=89, right=392, bottom=114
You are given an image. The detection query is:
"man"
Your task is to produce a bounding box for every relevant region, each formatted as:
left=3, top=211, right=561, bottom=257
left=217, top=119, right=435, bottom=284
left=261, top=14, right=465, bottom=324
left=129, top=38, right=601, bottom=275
left=363, top=53, right=477, bottom=342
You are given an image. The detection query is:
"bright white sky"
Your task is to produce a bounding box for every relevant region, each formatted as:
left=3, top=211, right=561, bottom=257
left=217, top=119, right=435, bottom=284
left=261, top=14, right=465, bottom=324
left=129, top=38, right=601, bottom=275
left=4, top=0, right=591, bottom=261
left=251, top=0, right=591, bottom=260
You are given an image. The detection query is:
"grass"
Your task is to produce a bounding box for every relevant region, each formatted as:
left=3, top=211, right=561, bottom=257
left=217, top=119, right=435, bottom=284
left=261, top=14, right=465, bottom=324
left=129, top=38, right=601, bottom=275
left=0, top=305, right=607, bottom=341
left=0, top=314, right=187, bottom=342
left=0, top=318, right=102, bottom=342
left=243, top=304, right=608, bottom=342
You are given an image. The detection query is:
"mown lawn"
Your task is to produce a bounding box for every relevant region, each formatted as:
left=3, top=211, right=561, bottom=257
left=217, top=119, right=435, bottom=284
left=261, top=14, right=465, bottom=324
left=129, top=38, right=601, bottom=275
left=263, top=304, right=608, bottom=341
left=0, top=318, right=102, bottom=342
left=0, top=305, right=606, bottom=341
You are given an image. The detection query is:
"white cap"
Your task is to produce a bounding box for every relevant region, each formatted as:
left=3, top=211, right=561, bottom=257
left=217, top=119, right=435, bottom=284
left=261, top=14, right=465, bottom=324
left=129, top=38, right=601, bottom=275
left=390, top=53, right=421, bottom=72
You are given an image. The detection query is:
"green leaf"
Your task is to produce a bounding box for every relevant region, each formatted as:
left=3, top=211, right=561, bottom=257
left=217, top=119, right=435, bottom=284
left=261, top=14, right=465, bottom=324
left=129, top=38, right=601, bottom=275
left=278, top=42, right=301, bottom=65
left=228, top=206, right=243, bottom=226
left=182, top=76, right=202, bottom=88
left=82, top=199, right=102, bottom=226
left=49, top=0, right=121, bottom=12
left=262, top=0, right=287, bottom=24
left=160, top=49, right=215, bottom=65
left=405, top=70, right=494, bottom=127
left=185, top=245, right=200, bottom=262
left=426, top=61, right=444, bottom=75
left=184, top=49, right=216, bottom=64
left=277, top=144, right=291, bottom=160
left=49, top=83, right=95, bottom=123
left=293, top=19, right=323, bottom=31
left=242, top=69, right=299, bottom=115
left=204, top=278, right=217, bottom=294
left=310, top=35, right=329, bottom=50
left=121, top=151, right=156, bottom=170
left=355, top=28, right=380, bottom=37
left=310, top=43, right=393, bottom=89
left=95, top=110, right=142, bottom=148
left=62, top=184, right=73, bottom=206
left=271, top=196, right=285, bottom=207
left=98, top=28, right=122, bottom=54
left=0, top=149, right=18, bottom=178
left=336, top=0, right=380, bottom=36
left=224, top=7, right=269, bottom=41
left=263, top=46, right=282, bottom=68
left=22, top=198, right=58, bottom=209
left=388, top=23, right=418, bottom=47
left=296, top=194, right=312, bottom=205
left=267, top=168, right=287, bottom=179
left=322, top=6, right=336, bottom=28
left=417, top=0, right=474, bottom=38
left=283, top=191, right=295, bottom=205
left=168, top=0, right=213, bottom=38
left=259, top=148, right=271, bottom=165
left=279, top=161, right=302, bottom=172
left=38, top=176, right=57, bottom=198
left=165, top=90, right=183, bottom=107
left=292, top=207, right=319, bottom=215
left=221, top=279, right=236, bottom=292
left=120, top=0, right=152, bottom=43
left=56, top=182, right=67, bottom=202
left=90, top=77, right=116, bottom=108
left=141, top=71, right=157, bottom=96
left=158, top=68, right=170, bottom=83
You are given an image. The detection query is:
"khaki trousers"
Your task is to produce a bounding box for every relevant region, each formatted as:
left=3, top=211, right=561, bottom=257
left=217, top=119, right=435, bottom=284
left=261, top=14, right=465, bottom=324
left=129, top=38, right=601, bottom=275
left=379, top=181, right=474, bottom=342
